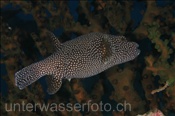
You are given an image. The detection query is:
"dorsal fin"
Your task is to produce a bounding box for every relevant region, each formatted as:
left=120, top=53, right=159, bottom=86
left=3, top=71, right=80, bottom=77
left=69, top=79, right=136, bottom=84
left=46, top=75, right=62, bottom=94
left=47, top=31, right=61, bottom=50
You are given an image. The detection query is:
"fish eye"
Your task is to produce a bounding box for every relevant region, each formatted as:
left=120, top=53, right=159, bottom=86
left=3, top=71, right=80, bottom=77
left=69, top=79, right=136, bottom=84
left=120, top=36, right=127, bottom=41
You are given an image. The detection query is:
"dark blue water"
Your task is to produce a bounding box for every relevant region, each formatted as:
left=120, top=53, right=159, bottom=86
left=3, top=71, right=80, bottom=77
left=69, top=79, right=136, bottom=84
left=68, top=0, right=79, bottom=21
left=131, top=1, right=146, bottom=30
left=0, top=63, right=8, bottom=96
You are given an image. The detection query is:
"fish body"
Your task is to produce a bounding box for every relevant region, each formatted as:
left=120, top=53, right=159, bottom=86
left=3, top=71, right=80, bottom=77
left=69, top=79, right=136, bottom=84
left=15, top=32, right=140, bottom=94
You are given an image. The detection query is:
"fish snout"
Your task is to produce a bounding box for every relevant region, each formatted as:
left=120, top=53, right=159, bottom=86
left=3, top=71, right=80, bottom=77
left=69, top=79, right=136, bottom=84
left=132, top=42, right=140, bottom=56
left=127, top=42, right=140, bottom=56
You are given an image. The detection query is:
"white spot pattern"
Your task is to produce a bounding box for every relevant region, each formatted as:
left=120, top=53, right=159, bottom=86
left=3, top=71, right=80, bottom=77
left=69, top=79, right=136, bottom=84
left=15, top=32, right=140, bottom=94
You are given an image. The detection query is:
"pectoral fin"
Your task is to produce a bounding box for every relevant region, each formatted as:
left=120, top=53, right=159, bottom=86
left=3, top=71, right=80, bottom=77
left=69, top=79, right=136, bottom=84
left=100, top=36, right=112, bottom=64
left=46, top=75, right=62, bottom=95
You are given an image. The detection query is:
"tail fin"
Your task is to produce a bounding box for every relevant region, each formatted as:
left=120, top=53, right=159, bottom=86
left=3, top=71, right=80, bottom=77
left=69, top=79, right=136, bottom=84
left=15, top=61, right=47, bottom=90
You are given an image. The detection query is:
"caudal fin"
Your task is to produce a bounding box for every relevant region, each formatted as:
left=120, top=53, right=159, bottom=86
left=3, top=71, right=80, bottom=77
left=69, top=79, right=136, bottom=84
left=15, top=61, right=47, bottom=90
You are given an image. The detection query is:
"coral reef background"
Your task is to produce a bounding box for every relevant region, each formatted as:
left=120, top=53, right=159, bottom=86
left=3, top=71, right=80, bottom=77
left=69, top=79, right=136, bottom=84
left=0, top=0, right=175, bottom=116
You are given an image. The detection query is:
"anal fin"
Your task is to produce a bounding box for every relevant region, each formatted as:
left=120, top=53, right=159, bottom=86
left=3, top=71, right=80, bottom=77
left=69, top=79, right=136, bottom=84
left=46, top=75, right=62, bottom=95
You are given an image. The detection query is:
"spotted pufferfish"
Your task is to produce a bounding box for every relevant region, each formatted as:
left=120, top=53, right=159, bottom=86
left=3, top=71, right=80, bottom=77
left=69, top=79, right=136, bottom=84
left=15, top=32, right=140, bottom=94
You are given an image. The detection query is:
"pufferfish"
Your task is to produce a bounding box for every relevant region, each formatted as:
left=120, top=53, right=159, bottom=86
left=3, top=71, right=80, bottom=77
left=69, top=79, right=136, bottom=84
left=15, top=32, right=140, bottom=94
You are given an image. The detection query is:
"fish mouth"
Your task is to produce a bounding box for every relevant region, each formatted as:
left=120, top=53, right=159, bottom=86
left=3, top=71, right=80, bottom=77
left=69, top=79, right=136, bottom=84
left=134, top=43, right=140, bottom=56
left=135, top=48, right=141, bottom=56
